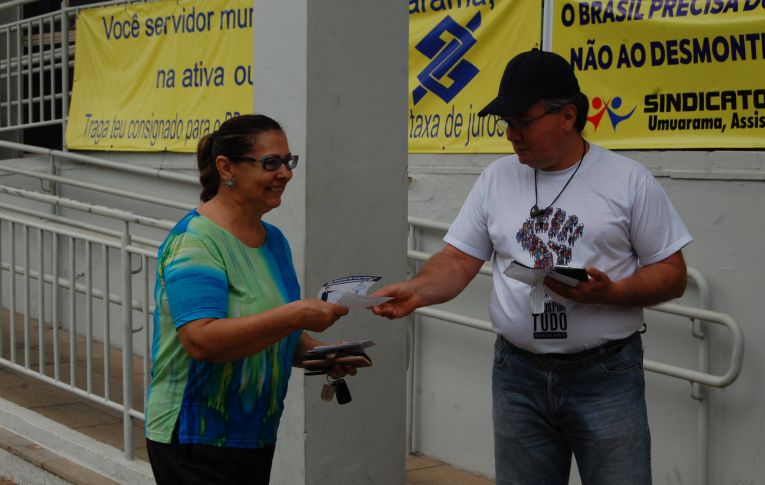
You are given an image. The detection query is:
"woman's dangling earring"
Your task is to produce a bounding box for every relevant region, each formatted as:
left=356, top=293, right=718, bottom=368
left=224, top=177, right=236, bottom=189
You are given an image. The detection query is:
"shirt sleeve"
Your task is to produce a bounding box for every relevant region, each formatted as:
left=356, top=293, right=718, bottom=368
left=443, top=170, right=494, bottom=261
left=161, top=232, right=229, bottom=328
left=629, top=172, right=693, bottom=265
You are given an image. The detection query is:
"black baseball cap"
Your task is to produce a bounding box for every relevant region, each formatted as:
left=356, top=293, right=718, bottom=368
left=478, top=49, right=580, bottom=118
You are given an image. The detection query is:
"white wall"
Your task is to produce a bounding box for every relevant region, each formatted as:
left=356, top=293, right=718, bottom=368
left=407, top=150, right=765, bottom=484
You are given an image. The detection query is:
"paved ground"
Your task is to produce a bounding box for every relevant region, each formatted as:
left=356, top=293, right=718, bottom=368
left=406, top=454, right=495, bottom=485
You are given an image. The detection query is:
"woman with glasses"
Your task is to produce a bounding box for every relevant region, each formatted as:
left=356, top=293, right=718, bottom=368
left=144, top=114, right=354, bottom=484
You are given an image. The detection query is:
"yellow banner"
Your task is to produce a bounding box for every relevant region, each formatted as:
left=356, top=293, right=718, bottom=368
left=551, top=0, right=765, bottom=149
left=408, top=0, right=542, bottom=153
left=66, top=0, right=253, bottom=152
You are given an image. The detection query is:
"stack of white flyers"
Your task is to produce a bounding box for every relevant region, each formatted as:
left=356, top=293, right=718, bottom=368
left=503, top=261, right=587, bottom=288
left=503, top=261, right=587, bottom=314
left=318, top=275, right=393, bottom=308
left=306, top=340, right=375, bottom=357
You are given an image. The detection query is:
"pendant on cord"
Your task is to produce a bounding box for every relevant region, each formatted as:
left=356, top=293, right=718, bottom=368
left=529, top=205, right=546, bottom=218
left=528, top=139, right=588, bottom=220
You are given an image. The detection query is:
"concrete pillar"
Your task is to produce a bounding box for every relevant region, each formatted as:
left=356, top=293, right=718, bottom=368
left=254, top=2, right=408, bottom=484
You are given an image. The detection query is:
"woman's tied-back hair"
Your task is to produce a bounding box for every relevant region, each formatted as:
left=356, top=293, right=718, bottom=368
left=196, top=114, right=284, bottom=202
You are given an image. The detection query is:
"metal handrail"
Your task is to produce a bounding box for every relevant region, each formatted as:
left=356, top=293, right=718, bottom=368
left=647, top=302, right=743, bottom=387
left=408, top=247, right=491, bottom=275
left=0, top=0, right=39, bottom=12
left=0, top=208, right=157, bottom=257
left=407, top=217, right=743, bottom=388
left=0, top=206, right=158, bottom=458
left=0, top=2, right=139, bottom=136
left=0, top=184, right=175, bottom=230
left=0, top=140, right=198, bottom=185
left=415, top=303, right=743, bottom=388
left=0, top=148, right=191, bottom=461
left=408, top=215, right=450, bottom=232
left=0, top=162, right=193, bottom=210
left=0, top=201, right=163, bottom=247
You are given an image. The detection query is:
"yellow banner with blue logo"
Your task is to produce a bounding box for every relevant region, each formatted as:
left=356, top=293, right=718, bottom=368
left=551, top=0, right=765, bottom=149
left=408, top=0, right=542, bottom=153
left=65, top=0, right=253, bottom=152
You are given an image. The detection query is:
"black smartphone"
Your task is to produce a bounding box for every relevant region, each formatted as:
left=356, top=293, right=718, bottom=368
left=553, top=265, right=588, bottom=281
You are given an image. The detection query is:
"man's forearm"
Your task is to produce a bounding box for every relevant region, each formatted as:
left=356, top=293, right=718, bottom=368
left=412, top=245, right=484, bottom=307
left=608, top=256, right=687, bottom=307
left=371, top=244, right=484, bottom=319
left=544, top=251, right=688, bottom=307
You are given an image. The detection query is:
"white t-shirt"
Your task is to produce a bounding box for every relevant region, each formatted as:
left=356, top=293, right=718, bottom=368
left=444, top=143, right=693, bottom=353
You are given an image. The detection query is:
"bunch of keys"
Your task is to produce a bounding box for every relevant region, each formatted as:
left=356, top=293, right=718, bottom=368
left=321, top=375, right=352, bottom=405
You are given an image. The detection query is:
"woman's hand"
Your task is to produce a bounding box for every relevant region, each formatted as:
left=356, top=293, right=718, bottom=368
left=177, top=299, right=348, bottom=363
left=290, top=298, right=349, bottom=332
left=294, top=333, right=363, bottom=377
left=327, top=364, right=358, bottom=379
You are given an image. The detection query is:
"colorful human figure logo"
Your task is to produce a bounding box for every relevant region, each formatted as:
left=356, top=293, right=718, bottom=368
left=516, top=207, right=584, bottom=269
left=587, top=96, right=636, bottom=131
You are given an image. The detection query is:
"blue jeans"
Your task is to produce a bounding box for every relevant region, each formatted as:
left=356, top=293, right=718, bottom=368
left=492, top=333, right=651, bottom=485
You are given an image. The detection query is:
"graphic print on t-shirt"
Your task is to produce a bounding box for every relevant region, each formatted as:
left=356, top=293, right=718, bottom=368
left=516, top=207, right=585, bottom=339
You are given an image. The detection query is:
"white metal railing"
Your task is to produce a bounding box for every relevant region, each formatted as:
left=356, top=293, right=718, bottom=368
left=0, top=137, right=202, bottom=464
left=0, top=2, right=196, bottom=458
left=0, top=161, right=192, bottom=210
left=406, top=216, right=744, bottom=387
left=406, top=216, right=743, bottom=485
left=0, top=0, right=135, bottom=137
left=0, top=5, right=70, bottom=133
left=0, top=1, right=41, bottom=10
left=0, top=139, right=198, bottom=185
left=412, top=301, right=742, bottom=387
left=0, top=188, right=175, bottom=460
left=0, top=184, right=176, bottom=230
left=0, top=199, right=163, bottom=247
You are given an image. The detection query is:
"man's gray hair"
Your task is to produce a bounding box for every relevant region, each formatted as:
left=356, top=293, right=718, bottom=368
left=543, top=92, right=589, bottom=132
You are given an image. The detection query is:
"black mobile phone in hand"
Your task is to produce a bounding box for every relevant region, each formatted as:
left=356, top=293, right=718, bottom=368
left=553, top=265, right=589, bottom=281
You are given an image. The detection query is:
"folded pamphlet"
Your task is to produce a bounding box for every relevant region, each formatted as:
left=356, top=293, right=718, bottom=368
left=318, top=275, right=393, bottom=308
left=503, top=261, right=587, bottom=314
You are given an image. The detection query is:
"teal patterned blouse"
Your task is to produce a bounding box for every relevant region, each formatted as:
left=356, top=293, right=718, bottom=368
left=145, top=210, right=301, bottom=448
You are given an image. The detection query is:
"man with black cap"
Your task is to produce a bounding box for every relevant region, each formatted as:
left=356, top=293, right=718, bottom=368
left=372, top=48, right=692, bottom=484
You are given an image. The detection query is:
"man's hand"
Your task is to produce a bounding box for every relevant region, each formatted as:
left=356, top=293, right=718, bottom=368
left=543, top=251, right=687, bottom=307
left=369, top=244, right=483, bottom=320
left=544, top=266, right=613, bottom=304
left=370, top=282, right=421, bottom=319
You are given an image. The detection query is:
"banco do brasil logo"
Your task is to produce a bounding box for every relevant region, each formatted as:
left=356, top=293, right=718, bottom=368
left=412, top=12, right=481, bottom=105
left=587, top=95, right=636, bottom=131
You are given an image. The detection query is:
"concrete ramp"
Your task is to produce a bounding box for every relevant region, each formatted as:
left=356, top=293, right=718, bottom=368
left=0, top=397, right=153, bottom=485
